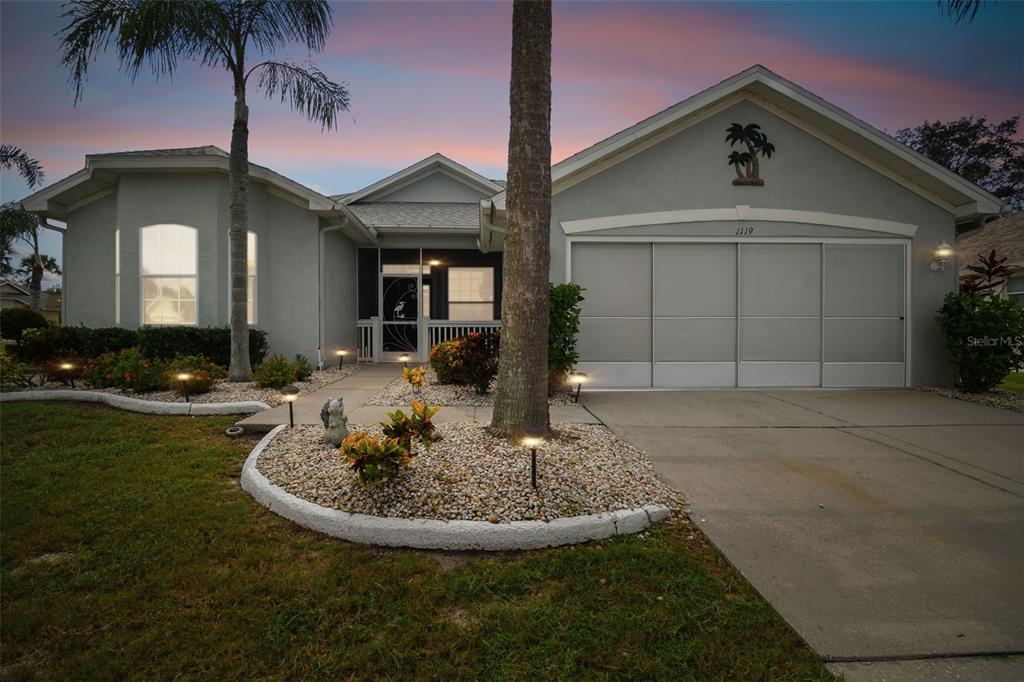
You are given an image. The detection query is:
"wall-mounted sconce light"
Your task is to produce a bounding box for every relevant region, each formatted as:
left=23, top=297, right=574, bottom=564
left=931, top=241, right=953, bottom=272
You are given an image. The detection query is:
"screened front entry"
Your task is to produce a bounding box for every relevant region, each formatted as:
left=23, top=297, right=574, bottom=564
left=571, top=241, right=907, bottom=388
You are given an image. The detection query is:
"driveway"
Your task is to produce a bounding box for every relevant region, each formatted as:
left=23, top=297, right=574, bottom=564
left=583, top=389, right=1024, bottom=678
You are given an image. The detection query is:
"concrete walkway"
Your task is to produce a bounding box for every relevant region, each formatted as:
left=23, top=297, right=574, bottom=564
left=236, top=363, right=599, bottom=431
left=582, top=389, right=1024, bottom=681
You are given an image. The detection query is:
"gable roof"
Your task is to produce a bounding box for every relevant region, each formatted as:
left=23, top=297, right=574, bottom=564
left=484, top=65, right=1003, bottom=224
left=958, top=213, right=1024, bottom=266
left=347, top=201, right=479, bottom=228
left=341, top=153, right=502, bottom=205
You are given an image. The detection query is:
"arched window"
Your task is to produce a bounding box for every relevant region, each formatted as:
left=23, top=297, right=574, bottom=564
left=140, top=224, right=197, bottom=325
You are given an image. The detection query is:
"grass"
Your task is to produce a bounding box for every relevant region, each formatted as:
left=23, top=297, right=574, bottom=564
left=0, top=403, right=833, bottom=680
left=998, top=372, right=1024, bottom=394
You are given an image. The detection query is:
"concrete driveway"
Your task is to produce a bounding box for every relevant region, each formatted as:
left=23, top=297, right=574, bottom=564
left=582, top=389, right=1024, bottom=678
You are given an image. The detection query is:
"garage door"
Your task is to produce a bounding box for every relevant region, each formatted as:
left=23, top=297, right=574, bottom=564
left=572, top=241, right=905, bottom=388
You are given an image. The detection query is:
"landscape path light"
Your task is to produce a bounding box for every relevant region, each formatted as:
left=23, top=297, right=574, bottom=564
left=521, top=427, right=547, bottom=489
left=399, top=353, right=410, bottom=368
left=567, top=371, right=589, bottom=403
left=281, top=385, right=301, bottom=427
left=58, top=361, right=76, bottom=389
left=175, top=372, right=193, bottom=403
left=335, top=349, right=348, bottom=369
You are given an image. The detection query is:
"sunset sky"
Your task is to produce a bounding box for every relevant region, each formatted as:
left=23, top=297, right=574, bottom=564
left=1, top=0, right=1022, bottom=275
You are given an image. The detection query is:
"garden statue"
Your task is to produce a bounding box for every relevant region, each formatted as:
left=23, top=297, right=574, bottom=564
left=320, top=397, right=349, bottom=447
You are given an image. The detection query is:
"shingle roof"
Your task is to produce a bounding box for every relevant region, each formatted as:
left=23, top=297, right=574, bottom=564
left=89, top=145, right=228, bottom=158
left=958, top=213, right=1024, bottom=265
left=346, top=202, right=479, bottom=228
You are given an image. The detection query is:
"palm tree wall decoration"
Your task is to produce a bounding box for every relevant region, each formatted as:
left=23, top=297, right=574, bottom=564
left=726, top=123, right=776, bottom=186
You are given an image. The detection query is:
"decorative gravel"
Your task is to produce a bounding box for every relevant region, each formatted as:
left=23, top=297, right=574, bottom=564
left=364, top=369, right=577, bottom=407
left=257, top=422, right=683, bottom=523
left=921, top=387, right=1024, bottom=414
left=5, top=364, right=361, bottom=406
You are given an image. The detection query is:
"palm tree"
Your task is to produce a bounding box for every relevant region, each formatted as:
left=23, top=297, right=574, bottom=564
left=725, top=123, right=775, bottom=185
left=0, top=145, right=44, bottom=188
left=490, top=0, right=552, bottom=439
left=59, top=0, right=350, bottom=381
left=17, top=254, right=62, bottom=282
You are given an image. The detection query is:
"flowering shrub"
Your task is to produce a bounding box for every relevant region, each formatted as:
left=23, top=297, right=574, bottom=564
left=165, top=354, right=227, bottom=395
left=429, top=339, right=463, bottom=384
left=254, top=355, right=300, bottom=389
left=428, top=331, right=500, bottom=394
left=83, top=347, right=168, bottom=393
left=341, top=432, right=411, bottom=484
left=403, top=365, right=426, bottom=392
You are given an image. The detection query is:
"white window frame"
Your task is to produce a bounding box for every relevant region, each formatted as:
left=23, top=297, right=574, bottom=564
left=1008, top=268, right=1024, bottom=306
left=139, top=224, right=198, bottom=326
left=230, top=231, right=257, bottom=325
left=114, top=228, right=120, bottom=324
left=447, top=266, right=495, bottom=321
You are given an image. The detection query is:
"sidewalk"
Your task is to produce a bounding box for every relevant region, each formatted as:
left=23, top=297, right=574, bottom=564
left=235, top=363, right=599, bottom=431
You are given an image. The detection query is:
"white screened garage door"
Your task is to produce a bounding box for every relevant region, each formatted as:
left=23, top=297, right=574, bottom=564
left=572, top=242, right=906, bottom=388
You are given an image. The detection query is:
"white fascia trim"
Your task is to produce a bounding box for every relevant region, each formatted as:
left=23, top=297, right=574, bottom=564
left=341, top=153, right=502, bottom=205
left=375, top=226, right=479, bottom=235
left=562, top=207, right=918, bottom=237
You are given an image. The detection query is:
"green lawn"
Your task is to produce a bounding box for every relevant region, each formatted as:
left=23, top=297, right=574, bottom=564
left=999, top=372, right=1024, bottom=394
left=1, top=403, right=832, bottom=680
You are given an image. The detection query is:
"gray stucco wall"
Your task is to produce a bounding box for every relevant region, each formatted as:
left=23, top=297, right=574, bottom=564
left=63, top=171, right=353, bottom=365
left=320, top=228, right=358, bottom=358
left=374, top=171, right=490, bottom=202
left=550, top=99, right=958, bottom=386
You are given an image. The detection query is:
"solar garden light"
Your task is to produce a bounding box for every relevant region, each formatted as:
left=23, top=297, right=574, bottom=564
left=521, top=427, right=547, bottom=489
left=281, top=385, right=301, bottom=427
left=175, top=372, right=193, bottom=403
left=399, top=353, right=410, bottom=368
left=567, top=371, right=589, bottom=403
left=931, top=241, right=954, bottom=272
left=58, top=361, right=76, bottom=389
left=335, top=348, right=348, bottom=369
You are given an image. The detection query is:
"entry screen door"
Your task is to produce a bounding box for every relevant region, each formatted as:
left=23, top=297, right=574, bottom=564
left=382, top=275, right=419, bottom=354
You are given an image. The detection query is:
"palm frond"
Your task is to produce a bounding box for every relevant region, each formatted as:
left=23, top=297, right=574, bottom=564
left=253, top=60, right=350, bottom=130
left=245, top=0, right=333, bottom=56
left=0, top=145, right=45, bottom=188
left=941, top=0, right=983, bottom=24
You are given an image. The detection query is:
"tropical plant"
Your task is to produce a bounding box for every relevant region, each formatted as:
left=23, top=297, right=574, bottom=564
left=15, top=254, right=61, bottom=281
left=0, top=346, right=35, bottom=389
left=60, top=0, right=351, bottom=381
left=381, top=408, right=414, bottom=451
left=429, top=338, right=464, bottom=384
left=341, top=432, right=411, bottom=484
left=961, top=250, right=1017, bottom=294
left=83, top=347, right=168, bottom=393
left=409, top=400, right=441, bottom=449
left=0, top=202, right=54, bottom=310
left=165, top=354, right=228, bottom=395
left=936, top=289, right=1024, bottom=392
left=725, top=123, right=776, bottom=186
left=491, top=0, right=552, bottom=438
left=0, top=307, right=48, bottom=343
left=942, top=0, right=982, bottom=24
left=0, top=145, right=44, bottom=188
left=548, top=283, right=585, bottom=390
left=461, top=330, right=500, bottom=395
left=253, top=354, right=301, bottom=389
left=402, top=365, right=426, bottom=392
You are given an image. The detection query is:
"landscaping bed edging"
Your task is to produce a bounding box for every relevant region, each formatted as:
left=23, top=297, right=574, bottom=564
left=241, top=425, right=670, bottom=551
left=0, top=389, right=269, bottom=415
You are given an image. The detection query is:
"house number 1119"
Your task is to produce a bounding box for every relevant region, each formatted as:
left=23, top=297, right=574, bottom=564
left=735, top=225, right=755, bottom=236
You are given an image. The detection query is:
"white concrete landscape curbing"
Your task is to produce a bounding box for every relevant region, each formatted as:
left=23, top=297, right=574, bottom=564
left=0, top=389, right=269, bottom=415
left=240, top=425, right=671, bottom=551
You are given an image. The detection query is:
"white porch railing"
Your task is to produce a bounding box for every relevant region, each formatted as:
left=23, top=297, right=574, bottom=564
left=427, top=320, right=501, bottom=348
left=357, top=318, right=375, bottom=361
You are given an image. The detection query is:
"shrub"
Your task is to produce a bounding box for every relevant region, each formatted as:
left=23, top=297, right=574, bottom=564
left=0, top=308, right=48, bottom=342
left=341, top=432, right=411, bottom=484
left=381, top=408, right=414, bottom=451
left=138, top=326, right=268, bottom=367
left=409, top=400, right=440, bottom=449
left=294, top=354, right=314, bottom=382
left=936, top=290, right=1024, bottom=392
left=548, top=283, right=585, bottom=389
left=83, top=347, right=168, bottom=393
left=18, top=326, right=85, bottom=364
left=429, top=338, right=464, bottom=384
left=460, top=330, right=500, bottom=395
left=402, top=365, right=425, bottom=392
left=0, top=346, right=35, bottom=389
left=80, top=327, right=139, bottom=358
left=165, top=354, right=227, bottom=395
left=254, top=354, right=299, bottom=389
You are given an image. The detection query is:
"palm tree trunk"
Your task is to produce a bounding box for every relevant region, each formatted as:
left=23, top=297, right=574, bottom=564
left=745, top=140, right=760, bottom=179
left=29, top=224, right=43, bottom=311
left=228, top=77, right=253, bottom=381
left=490, top=0, right=552, bottom=439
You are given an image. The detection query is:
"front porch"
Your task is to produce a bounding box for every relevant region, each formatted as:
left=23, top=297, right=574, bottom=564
left=350, top=247, right=502, bottom=363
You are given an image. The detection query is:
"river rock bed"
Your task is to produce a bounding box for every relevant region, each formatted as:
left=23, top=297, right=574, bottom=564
left=256, top=422, right=683, bottom=522
left=364, top=369, right=577, bottom=407
left=922, top=386, right=1024, bottom=414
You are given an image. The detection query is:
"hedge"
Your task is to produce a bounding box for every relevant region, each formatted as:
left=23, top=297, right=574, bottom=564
left=0, top=308, right=49, bottom=342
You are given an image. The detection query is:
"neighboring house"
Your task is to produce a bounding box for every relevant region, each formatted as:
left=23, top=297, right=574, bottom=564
left=0, top=279, right=61, bottom=323
left=957, top=213, right=1024, bottom=305
left=20, top=66, right=1002, bottom=388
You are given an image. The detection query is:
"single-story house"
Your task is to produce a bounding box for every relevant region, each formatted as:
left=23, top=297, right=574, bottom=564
left=0, top=279, right=62, bottom=323
left=958, top=213, right=1024, bottom=305
left=20, top=66, right=1002, bottom=388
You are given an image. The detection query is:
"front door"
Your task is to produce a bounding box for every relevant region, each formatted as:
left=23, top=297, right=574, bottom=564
left=381, top=274, right=420, bottom=360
